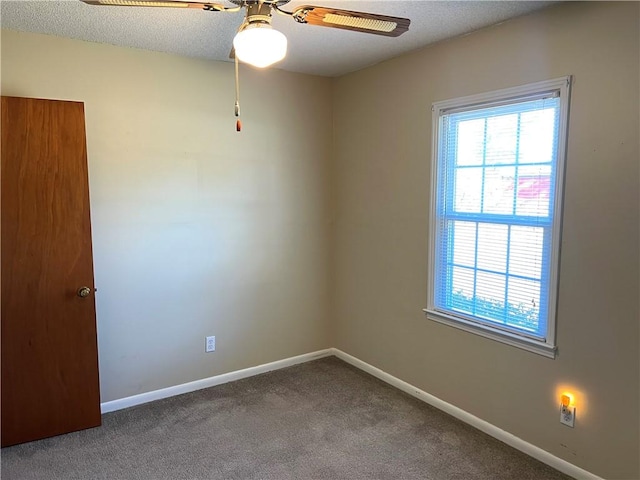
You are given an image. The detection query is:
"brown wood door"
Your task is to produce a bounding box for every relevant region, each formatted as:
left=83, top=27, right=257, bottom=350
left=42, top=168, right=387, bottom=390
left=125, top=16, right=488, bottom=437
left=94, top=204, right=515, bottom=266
left=1, top=96, right=101, bottom=447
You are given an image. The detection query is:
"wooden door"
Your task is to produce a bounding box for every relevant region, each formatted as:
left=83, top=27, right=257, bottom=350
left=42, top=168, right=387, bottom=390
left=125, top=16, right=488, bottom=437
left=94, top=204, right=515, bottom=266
left=1, top=96, right=101, bottom=447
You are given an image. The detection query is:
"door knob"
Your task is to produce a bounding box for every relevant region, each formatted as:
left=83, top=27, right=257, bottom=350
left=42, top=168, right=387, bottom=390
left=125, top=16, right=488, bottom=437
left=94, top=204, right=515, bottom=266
left=77, top=286, right=91, bottom=298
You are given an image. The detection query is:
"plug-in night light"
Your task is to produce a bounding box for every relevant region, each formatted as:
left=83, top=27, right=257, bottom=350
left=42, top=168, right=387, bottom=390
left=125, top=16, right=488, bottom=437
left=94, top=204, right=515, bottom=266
left=560, top=393, right=576, bottom=427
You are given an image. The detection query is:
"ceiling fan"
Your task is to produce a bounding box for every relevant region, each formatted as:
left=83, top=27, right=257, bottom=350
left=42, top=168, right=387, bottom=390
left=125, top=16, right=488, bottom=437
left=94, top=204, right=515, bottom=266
left=80, top=0, right=411, bottom=130
left=81, top=0, right=411, bottom=67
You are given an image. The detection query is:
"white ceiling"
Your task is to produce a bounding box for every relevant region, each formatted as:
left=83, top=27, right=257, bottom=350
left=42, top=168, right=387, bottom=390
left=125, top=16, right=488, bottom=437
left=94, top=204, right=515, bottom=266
left=1, top=0, right=556, bottom=77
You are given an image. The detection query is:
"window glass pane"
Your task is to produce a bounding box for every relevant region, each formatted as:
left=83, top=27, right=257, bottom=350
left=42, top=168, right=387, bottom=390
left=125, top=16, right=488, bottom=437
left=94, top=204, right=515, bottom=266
left=451, top=266, right=475, bottom=314
left=485, top=113, right=518, bottom=165
left=475, top=271, right=506, bottom=320
left=519, top=108, right=556, bottom=164
left=477, top=223, right=508, bottom=273
left=483, top=166, right=515, bottom=215
left=452, top=221, right=476, bottom=267
left=509, top=226, right=543, bottom=279
left=454, top=167, right=482, bottom=213
left=507, top=277, right=541, bottom=332
left=456, top=118, right=485, bottom=166
left=516, top=165, right=551, bottom=217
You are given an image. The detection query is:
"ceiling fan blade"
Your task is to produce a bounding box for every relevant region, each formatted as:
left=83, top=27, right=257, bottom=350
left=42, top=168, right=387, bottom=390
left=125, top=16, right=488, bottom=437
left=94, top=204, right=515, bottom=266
left=291, top=5, right=410, bottom=37
left=80, top=0, right=227, bottom=10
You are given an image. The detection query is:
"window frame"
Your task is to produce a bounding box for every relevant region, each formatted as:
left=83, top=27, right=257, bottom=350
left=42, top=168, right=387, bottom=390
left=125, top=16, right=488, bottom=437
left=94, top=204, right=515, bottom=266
left=424, top=77, right=572, bottom=358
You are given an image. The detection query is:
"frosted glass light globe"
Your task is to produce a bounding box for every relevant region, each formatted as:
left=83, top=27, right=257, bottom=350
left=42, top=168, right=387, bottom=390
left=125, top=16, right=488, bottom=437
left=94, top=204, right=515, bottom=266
left=233, top=24, right=287, bottom=68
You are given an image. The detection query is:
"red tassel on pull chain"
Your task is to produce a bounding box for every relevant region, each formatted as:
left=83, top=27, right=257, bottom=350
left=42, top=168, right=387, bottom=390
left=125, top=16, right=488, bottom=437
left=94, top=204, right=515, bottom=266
left=236, top=119, right=242, bottom=132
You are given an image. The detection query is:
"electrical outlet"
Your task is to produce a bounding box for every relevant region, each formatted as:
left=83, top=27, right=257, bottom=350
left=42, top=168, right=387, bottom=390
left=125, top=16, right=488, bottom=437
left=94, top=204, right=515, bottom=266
left=205, top=336, right=216, bottom=353
left=560, top=405, right=575, bottom=427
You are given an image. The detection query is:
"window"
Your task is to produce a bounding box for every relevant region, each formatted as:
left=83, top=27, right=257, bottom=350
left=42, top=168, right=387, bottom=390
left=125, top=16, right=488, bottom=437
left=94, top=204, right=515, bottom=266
left=425, top=77, right=571, bottom=357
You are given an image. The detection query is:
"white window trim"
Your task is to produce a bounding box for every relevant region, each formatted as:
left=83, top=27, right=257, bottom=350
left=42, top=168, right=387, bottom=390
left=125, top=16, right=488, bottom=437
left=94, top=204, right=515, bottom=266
left=424, top=76, right=572, bottom=359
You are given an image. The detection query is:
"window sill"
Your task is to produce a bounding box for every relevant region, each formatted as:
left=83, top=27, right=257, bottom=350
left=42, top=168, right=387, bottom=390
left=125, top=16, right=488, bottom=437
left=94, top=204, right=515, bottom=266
left=423, top=309, right=557, bottom=358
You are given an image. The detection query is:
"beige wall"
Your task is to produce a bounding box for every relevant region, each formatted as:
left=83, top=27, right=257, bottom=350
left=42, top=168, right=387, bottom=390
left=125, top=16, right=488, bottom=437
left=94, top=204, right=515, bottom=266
left=331, top=2, right=639, bottom=478
left=1, top=30, right=333, bottom=402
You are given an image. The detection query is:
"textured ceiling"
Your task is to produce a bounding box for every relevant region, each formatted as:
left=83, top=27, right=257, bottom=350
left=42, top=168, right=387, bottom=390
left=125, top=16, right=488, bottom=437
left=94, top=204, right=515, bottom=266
left=1, top=0, right=556, bottom=77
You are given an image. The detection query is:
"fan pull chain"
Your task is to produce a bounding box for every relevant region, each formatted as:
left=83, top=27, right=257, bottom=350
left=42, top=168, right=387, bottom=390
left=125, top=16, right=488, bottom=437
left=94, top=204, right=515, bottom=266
left=234, top=54, right=242, bottom=132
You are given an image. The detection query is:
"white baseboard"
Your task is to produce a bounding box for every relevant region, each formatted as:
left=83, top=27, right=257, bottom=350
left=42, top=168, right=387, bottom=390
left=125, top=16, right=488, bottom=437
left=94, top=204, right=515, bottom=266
left=330, top=348, right=602, bottom=480
left=100, top=349, right=332, bottom=414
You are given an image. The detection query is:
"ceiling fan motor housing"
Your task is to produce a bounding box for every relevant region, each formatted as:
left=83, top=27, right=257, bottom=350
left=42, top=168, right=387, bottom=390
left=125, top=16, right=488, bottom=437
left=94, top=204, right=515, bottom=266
left=242, top=2, right=274, bottom=27
left=229, top=0, right=292, bottom=6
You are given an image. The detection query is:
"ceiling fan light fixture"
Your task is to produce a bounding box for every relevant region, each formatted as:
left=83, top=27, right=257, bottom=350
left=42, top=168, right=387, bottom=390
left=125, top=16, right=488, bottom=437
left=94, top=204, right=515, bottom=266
left=233, top=24, right=287, bottom=69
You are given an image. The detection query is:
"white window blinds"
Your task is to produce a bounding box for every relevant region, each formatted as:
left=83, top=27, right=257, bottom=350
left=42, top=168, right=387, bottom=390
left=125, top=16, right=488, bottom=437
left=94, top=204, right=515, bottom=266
left=427, top=77, right=571, bottom=356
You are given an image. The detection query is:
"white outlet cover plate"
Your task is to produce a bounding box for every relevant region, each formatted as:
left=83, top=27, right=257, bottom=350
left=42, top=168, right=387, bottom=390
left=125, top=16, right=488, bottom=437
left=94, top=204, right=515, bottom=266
left=205, top=336, right=216, bottom=353
left=560, top=406, right=575, bottom=427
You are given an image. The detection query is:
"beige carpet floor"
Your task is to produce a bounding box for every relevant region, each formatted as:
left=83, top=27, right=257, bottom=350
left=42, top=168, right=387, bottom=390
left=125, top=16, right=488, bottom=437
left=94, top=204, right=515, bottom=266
left=2, top=356, right=571, bottom=479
